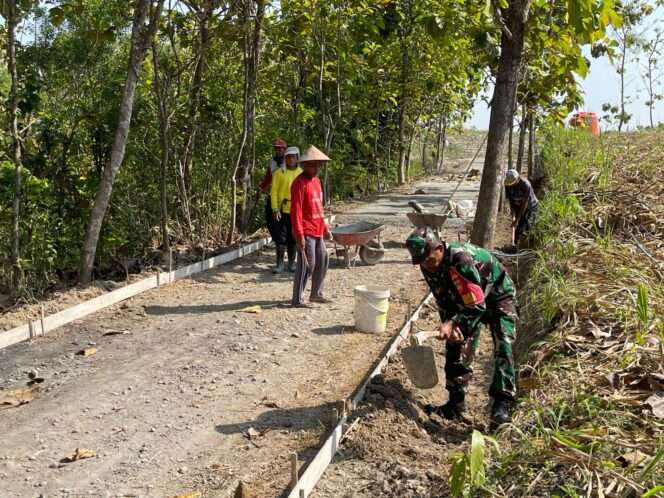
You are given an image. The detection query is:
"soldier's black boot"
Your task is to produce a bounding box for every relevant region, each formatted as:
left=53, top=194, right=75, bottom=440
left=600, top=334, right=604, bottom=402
left=273, top=246, right=285, bottom=274
left=425, top=391, right=465, bottom=420
left=490, top=396, right=513, bottom=429
left=287, top=247, right=296, bottom=272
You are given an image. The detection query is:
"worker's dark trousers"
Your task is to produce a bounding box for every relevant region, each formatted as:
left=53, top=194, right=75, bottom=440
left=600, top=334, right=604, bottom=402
left=515, top=205, right=538, bottom=243
left=274, top=213, right=296, bottom=264
left=265, top=196, right=280, bottom=241
left=292, top=236, right=328, bottom=305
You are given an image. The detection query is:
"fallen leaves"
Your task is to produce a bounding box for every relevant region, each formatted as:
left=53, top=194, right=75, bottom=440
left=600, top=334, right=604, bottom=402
left=238, top=305, right=262, bottom=314
left=102, top=329, right=131, bottom=337
left=60, top=448, right=97, bottom=463
left=171, top=491, right=201, bottom=498
left=0, top=385, right=39, bottom=410
left=77, top=347, right=97, bottom=357
left=645, top=392, right=664, bottom=419
left=244, top=426, right=267, bottom=440
left=617, top=450, right=650, bottom=468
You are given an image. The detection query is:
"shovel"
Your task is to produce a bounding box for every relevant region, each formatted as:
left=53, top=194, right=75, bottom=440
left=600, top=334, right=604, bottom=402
left=402, top=330, right=440, bottom=389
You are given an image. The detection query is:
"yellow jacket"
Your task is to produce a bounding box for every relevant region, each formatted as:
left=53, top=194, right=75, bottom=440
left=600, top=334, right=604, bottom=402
left=271, top=166, right=302, bottom=214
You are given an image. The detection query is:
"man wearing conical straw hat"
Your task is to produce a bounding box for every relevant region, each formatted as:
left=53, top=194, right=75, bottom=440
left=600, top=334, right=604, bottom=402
left=290, top=145, right=332, bottom=307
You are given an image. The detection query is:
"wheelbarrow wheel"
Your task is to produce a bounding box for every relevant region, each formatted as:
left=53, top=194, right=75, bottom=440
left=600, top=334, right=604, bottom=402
left=359, top=240, right=385, bottom=265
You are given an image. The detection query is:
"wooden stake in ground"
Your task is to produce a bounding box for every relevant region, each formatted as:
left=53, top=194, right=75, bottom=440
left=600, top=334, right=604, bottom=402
left=290, top=452, right=299, bottom=488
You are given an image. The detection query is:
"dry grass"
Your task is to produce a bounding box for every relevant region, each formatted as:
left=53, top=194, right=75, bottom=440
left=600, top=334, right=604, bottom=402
left=482, top=130, right=664, bottom=498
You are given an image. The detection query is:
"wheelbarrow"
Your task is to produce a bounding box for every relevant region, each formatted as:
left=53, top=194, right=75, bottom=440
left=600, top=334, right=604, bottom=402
left=330, top=222, right=385, bottom=268
left=406, top=200, right=449, bottom=237
left=406, top=212, right=448, bottom=237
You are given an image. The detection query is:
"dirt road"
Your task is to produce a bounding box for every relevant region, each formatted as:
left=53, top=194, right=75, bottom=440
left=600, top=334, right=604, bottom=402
left=0, top=176, right=480, bottom=498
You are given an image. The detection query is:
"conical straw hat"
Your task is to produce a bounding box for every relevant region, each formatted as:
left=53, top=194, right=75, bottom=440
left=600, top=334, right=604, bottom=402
left=299, top=145, right=330, bottom=163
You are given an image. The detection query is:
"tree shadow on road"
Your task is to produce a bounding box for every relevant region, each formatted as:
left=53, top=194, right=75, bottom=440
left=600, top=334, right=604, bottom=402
left=144, top=299, right=283, bottom=315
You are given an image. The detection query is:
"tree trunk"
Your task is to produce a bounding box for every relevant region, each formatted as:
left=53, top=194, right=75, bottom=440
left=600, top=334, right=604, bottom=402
left=647, top=57, right=654, bottom=128
left=405, top=127, right=415, bottom=182
left=516, top=104, right=528, bottom=173
left=434, top=116, right=442, bottom=173
left=618, top=40, right=626, bottom=133
left=7, top=0, right=22, bottom=291
left=79, top=0, right=164, bottom=284
left=528, top=114, right=536, bottom=178
left=421, top=126, right=428, bottom=174
left=396, top=40, right=409, bottom=185
left=238, top=0, right=265, bottom=233
left=396, top=0, right=412, bottom=186
left=507, top=115, right=514, bottom=170
left=437, top=116, right=447, bottom=173
left=471, top=0, right=530, bottom=248
left=181, top=0, right=214, bottom=195
left=151, top=42, right=170, bottom=252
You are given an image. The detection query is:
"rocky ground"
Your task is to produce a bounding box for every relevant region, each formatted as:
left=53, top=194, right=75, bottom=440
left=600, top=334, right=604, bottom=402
left=0, top=171, right=483, bottom=498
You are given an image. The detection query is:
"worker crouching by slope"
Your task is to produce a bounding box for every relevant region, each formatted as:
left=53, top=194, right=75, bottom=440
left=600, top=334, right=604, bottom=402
left=504, top=169, right=538, bottom=247
left=406, top=227, right=517, bottom=428
left=271, top=147, right=302, bottom=274
left=290, top=146, right=332, bottom=307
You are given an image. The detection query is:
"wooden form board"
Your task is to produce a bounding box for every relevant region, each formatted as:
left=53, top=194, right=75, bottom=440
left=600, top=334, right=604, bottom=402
left=0, top=216, right=335, bottom=352
left=287, top=292, right=433, bottom=498
left=286, top=416, right=346, bottom=498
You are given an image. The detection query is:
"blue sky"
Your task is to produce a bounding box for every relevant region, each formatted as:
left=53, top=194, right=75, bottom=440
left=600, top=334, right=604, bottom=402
left=468, top=9, right=664, bottom=130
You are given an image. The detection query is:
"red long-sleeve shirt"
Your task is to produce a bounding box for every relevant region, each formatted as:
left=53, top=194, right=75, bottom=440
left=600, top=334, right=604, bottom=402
left=290, top=174, right=327, bottom=239
left=259, top=158, right=285, bottom=191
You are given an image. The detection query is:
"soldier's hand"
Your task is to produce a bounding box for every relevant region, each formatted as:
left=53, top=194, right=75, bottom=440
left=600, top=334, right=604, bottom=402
left=273, top=211, right=282, bottom=222
left=438, top=321, right=454, bottom=340
left=448, top=326, right=464, bottom=344
left=439, top=321, right=464, bottom=343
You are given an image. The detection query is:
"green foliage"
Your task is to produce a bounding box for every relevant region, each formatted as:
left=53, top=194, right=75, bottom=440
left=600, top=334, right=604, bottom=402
left=636, top=282, right=649, bottom=343
left=0, top=0, right=623, bottom=294
left=0, top=162, right=63, bottom=290
left=448, top=430, right=497, bottom=497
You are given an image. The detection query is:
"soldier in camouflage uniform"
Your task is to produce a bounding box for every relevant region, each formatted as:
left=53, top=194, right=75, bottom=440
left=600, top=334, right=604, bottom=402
left=405, top=227, right=517, bottom=426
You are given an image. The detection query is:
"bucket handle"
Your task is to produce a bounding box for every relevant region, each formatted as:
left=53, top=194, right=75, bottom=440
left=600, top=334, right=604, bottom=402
left=360, top=300, right=389, bottom=314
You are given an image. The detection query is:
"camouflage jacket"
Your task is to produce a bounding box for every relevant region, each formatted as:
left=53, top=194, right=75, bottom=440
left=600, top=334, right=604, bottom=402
left=420, top=242, right=515, bottom=332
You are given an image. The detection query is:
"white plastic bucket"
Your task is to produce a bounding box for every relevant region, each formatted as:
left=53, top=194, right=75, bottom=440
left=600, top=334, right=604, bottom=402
left=354, top=286, right=391, bottom=333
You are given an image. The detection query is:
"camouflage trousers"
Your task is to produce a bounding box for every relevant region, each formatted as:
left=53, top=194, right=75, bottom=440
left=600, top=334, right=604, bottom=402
left=444, top=297, right=517, bottom=400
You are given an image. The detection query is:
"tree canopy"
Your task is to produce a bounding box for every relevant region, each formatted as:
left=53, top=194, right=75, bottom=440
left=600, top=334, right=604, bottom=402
left=0, top=0, right=620, bottom=293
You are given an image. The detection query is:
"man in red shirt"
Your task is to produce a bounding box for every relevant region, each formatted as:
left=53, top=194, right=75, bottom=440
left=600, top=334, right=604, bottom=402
left=290, top=145, right=332, bottom=307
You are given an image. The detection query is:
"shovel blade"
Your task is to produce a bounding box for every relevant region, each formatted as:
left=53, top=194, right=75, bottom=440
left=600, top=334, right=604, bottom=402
left=402, top=345, right=439, bottom=389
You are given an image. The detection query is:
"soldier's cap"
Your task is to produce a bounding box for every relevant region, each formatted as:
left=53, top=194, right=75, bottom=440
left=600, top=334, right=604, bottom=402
left=405, top=227, right=441, bottom=265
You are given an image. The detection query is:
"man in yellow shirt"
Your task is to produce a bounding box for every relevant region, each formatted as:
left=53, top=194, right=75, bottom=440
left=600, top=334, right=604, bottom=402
left=271, top=146, right=302, bottom=273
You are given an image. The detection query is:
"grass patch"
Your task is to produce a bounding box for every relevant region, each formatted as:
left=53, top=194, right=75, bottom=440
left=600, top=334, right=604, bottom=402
left=475, top=129, right=664, bottom=497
